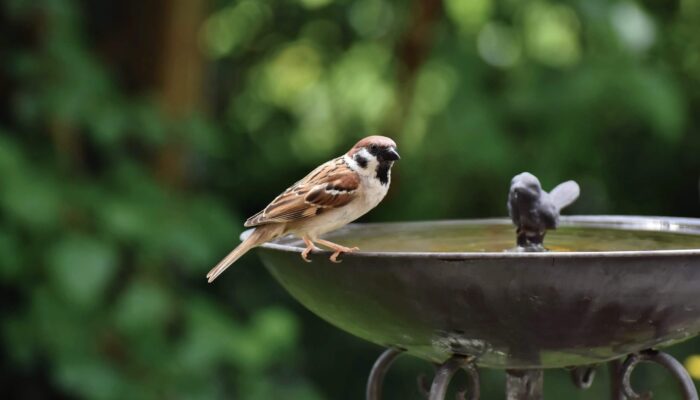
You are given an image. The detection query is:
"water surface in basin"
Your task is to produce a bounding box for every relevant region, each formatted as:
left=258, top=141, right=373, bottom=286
left=323, top=222, right=700, bottom=252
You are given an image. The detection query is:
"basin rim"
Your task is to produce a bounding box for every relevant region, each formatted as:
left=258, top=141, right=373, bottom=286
left=250, top=215, right=700, bottom=259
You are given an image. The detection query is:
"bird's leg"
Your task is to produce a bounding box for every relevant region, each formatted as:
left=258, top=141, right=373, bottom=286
left=315, top=238, right=359, bottom=263
left=301, top=236, right=321, bottom=262
left=535, top=230, right=546, bottom=245
left=516, top=228, right=528, bottom=247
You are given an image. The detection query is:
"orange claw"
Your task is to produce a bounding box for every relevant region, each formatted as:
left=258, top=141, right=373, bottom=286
left=315, top=239, right=358, bottom=263
left=302, top=236, right=320, bottom=263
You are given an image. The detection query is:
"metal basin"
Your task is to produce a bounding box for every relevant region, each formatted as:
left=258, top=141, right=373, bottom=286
left=254, top=216, right=700, bottom=369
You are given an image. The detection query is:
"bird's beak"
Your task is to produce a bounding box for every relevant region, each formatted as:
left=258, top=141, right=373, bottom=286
left=382, top=147, right=400, bottom=161
left=511, top=184, right=535, bottom=199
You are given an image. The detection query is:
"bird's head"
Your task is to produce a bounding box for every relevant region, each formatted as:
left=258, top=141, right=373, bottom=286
left=509, top=172, right=542, bottom=203
left=346, top=135, right=399, bottom=184
left=348, top=135, right=400, bottom=163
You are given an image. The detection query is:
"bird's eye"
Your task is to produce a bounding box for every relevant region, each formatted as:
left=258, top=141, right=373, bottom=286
left=369, top=144, right=378, bottom=152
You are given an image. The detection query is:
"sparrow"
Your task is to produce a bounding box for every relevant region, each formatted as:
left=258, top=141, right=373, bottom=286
left=507, top=172, right=580, bottom=250
left=206, top=135, right=400, bottom=283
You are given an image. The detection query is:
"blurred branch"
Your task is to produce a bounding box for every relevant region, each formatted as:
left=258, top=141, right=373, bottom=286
left=385, top=0, right=443, bottom=136
left=155, top=0, right=208, bottom=189
left=157, top=0, right=207, bottom=117
left=397, top=0, right=443, bottom=85
left=49, top=119, right=84, bottom=172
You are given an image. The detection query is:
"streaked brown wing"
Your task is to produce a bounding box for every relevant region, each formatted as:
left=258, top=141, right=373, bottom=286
left=244, top=158, right=359, bottom=227
left=304, top=172, right=359, bottom=208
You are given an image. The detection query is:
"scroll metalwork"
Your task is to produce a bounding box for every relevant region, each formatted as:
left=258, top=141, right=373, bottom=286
left=618, top=350, right=698, bottom=400
left=367, top=347, right=698, bottom=400
left=427, top=355, right=480, bottom=400
left=571, top=365, right=597, bottom=389
left=366, top=348, right=403, bottom=400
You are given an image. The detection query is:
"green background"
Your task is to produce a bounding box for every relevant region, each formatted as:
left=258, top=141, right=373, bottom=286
left=1, top=0, right=700, bottom=398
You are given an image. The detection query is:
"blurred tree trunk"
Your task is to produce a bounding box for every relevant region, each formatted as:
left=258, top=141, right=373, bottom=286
left=397, top=0, right=443, bottom=85
left=157, top=0, right=207, bottom=117
left=97, top=0, right=209, bottom=184
left=54, top=0, right=210, bottom=184
left=385, top=0, right=443, bottom=139
left=154, top=0, right=208, bottom=188
left=90, top=0, right=208, bottom=114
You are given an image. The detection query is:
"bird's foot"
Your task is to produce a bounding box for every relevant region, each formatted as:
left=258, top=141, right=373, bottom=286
left=301, top=236, right=321, bottom=262
left=301, top=248, right=314, bottom=262
left=316, top=239, right=359, bottom=263
left=330, top=246, right=359, bottom=263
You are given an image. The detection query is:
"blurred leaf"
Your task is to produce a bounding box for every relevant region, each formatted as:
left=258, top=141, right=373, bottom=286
left=263, top=42, right=323, bottom=106
left=0, top=134, right=23, bottom=175
left=249, top=306, right=300, bottom=357
left=177, top=114, right=226, bottom=156
left=99, top=197, right=151, bottom=242
left=1, top=172, right=62, bottom=231
left=129, top=100, right=167, bottom=145
left=241, top=378, right=325, bottom=400
left=296, top=0, right=333, bottom=10
left=199, top=0, right=272, bottom=59
left=349, top=0, right=395, bottom=38
left=178, top=298, right=245, bottom=370
left=114, top=280, right=171, bottom=333
left=524, top=2, right=582, bottom=67
left=88, top=100, right=128, bottom=145
left=0, top=229, right=23, bottom=281
left=2, top=317, right=37, bottom=367
left=56, top=359, right=127, bottom=400
left=445, top=0, right=491, bottom=32
left=47, top=236, right=118, bottom=306
left=629, top=70, right=685, bottom=141
left=686, top=355, right=700, bottom=380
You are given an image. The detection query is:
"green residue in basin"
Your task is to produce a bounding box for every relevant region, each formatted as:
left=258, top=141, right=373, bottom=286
left=324, top=223, right=700, bottom=252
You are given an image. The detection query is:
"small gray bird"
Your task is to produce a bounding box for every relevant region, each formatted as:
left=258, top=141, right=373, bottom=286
left=507, top=172, right=580, bottom=251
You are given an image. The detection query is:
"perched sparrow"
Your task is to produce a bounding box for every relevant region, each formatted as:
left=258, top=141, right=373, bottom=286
left=207, top=135, right=400, bottom=283
left=508, top=172, right=580, bottom=250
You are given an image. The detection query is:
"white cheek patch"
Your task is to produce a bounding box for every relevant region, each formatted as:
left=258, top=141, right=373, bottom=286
left=359, top=148, right=376, bottom=163
left=344, top=154, right=358, bottom=170
left=351, top=149, right=379, bottom=175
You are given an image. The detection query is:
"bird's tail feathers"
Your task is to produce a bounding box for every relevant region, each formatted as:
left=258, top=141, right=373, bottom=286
left=550, top=180, right=580, bottom=211
left=206, top=225, right=284, bottom=283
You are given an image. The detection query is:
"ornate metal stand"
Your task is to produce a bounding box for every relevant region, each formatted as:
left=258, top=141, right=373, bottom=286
left=506, top=369, right=543, bottom=400
left=614, top=350, right=698, bottom=400
left=366, top=348, right=403, bottom=399
left=366, top=348, right=698, bottom=400
left=428, top=355, right=479, bottom=400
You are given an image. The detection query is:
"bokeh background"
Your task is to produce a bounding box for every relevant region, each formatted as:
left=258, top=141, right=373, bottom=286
left=2, top=0, right=700, bottom=398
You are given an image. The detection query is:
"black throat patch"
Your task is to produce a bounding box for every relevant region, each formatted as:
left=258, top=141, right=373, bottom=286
left=376, top=162, right=391, bottom=185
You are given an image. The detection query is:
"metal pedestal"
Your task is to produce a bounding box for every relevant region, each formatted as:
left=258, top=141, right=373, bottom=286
left=366, top=348, right=698, bottom=400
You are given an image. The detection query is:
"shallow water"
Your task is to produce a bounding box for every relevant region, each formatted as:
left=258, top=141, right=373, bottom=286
left=325, top=222, right=700, bottom=252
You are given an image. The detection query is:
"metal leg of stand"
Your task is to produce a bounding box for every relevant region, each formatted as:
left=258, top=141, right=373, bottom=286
left=506, top=369, right=544, bottom=400
left=610, top=359, right=626, bottom=400
left=427, top=355, right=480, bottom=400
left=366, top=348, right=403, bottom=400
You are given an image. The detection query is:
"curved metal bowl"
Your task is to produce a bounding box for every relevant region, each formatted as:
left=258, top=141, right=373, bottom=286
left=254, top=216, right=700, bottom=369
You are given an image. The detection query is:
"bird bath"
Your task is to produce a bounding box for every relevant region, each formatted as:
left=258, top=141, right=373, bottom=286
left=251, top=216, right=700, bottom=399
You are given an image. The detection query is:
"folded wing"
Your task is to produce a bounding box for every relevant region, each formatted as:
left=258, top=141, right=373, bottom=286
left=245, top=158, right=359, bottom=227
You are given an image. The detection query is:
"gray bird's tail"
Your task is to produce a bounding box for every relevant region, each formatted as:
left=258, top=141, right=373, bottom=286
left=206, top=224, right=284, bottom=283
left=549, top=180, right=580, bottom=211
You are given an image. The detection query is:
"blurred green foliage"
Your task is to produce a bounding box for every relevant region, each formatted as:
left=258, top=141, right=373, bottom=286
left=1, top=0, right=700, bottom=399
